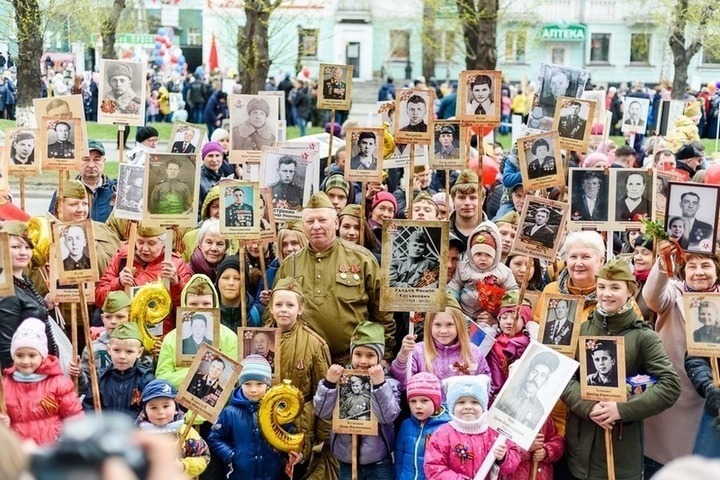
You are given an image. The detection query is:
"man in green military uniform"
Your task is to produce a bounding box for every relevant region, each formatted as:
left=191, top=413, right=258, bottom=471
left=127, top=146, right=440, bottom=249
left=225, top=186, right=254, bottom=227
left=271, top=155, right=304, bottom=210
left=150, top=158, right=192, bottom=214
left=272, top=192, right=395, bottom=363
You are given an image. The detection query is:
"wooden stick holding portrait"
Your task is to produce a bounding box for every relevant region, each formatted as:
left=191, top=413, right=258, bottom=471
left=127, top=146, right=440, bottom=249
left=78, top=282, right=102, bottom=413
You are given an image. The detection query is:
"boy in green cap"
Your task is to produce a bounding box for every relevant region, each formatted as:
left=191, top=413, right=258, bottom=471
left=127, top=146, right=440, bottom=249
left=81, top=290, right=131, bottom=376
left=82, top=321, right=155, bottom=418
left=313, top=321, right=400, bottom=479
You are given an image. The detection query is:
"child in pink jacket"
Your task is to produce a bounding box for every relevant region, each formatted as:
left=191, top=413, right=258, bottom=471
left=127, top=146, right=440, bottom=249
left=424, top=375, right=520, bottom=479
left=0, top=318, right=83, bottom=446
left=487, top=294, right=532, bottom=394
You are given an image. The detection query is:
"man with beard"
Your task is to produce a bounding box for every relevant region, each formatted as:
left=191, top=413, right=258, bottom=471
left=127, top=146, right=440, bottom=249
left=496, top=351, right=558, bottom=429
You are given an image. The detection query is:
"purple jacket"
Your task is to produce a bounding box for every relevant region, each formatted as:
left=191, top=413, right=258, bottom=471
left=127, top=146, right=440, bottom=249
left=389, top=340, right=491, bottom=392
left=313, top=376, right=401, bottom=464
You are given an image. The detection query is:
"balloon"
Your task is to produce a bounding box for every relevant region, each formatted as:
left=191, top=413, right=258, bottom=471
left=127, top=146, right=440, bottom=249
left=468, top=155, right=500, bottom=187
left=164, top=39, right=172, bottom=48
left=157, top=27, right=166, bottom=36
left=154, top=41, right=162, bottom=49
left=154, top=56, right=163, bottom=67
left=159, top=48, right=166, bottom=56
left=705, top=163, right=720, bottom=185
left=155, top=35, right=163, bottom=43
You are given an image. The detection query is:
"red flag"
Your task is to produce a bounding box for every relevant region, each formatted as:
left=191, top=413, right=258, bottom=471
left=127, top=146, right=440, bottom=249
left=208, top=35, right=219, bottom=71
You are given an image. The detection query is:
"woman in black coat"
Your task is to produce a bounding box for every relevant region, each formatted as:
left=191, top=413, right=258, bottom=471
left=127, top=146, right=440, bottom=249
left=0, top=221, right=58, bottom=369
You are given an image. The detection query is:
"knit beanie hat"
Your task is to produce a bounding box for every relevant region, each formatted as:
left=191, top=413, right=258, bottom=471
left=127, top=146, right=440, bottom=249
left=11, top=318, right=48, bottom=358
left=371, top=191, right=397, bottom=212
left=210, top=128, right=230, bottom=142
left=136, top=126, right=159, bottom=144
left=201, top=141, right=223, bottom=158
left=239, top=354, right=273, bottom=386
left=470, top=231, right=497, bottom=260
left=350, top=321, right=385, bottom=360
left=324, top=173, right=350, bottom=198
left=445, top=375, right=491, bottom=413
left=407, top=372, right=442, bottom=412
left=216, top=255, right=241, bottom=281
left=582, top=152, right=610, bottom=168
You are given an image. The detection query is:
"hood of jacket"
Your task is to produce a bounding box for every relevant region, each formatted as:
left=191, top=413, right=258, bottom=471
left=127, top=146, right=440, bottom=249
left=230, top=386, right=260, bottom=410
left=201, top=185, right=220, bottom=221
left=466, top=221, right=502, bottom=272
left=181, top=273, right=220, bottom=307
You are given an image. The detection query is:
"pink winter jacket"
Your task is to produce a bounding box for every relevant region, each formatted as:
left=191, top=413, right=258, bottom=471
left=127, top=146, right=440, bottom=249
left=499, top=416, right=563, bottom=480
left=4, top=356, right=84, bottom=446
left=425, top=421, right=521, bottom=479
left=389, top=340, right=491, bottom=392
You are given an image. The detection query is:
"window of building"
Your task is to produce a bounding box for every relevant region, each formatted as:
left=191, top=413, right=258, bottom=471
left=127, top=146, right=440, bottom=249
left=504, top=31, right=526, bottom=63
left=187, top=28, right=201, bottom=46
left=703, top=47, right=720, bottom=65
left=299, top=28, right=318, bottom=58
left=590, top=33, right=610, bottom=63
left=389, top=30, right=410, bottom=59
left=630, top=33, right=650, bottom=63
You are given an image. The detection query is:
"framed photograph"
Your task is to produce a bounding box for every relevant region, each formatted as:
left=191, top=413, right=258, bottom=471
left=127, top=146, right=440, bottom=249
left=621, top=97, right=650, bottom=135
left=229, top=94, right=279, bottom=163
left=219, top=181, right=261, bottom=239
left=5, top=128, right=40, bottom=176
left=530, top=63, right=589, bottom=132
left=97, top=59, right=147, bottom=126
left=332, top=369, right=378, bottom=435
left=537, top=294, right=584, bottom=356
left=52, top=220, right=99, bottom=286
left=48, top=248, right=94, bottom=303
left=579, top=336, right=627, bottom=402
left=378, top=100, right=428, bottom=168
left=115, top=163, right=145, bottom=221
left=512, top=195, right=569, bottom=262
left=581, top=89, right=606, bottom=132
left=393, top=89, right=434, bottom=146
left=552, top=96, right=595, bottom=152
left=654, top=171, right=682, bottom=223
left=237, top=327, right=281, bottom=384
left=431, top=121, right=465, bottom=170
left=380, top=220, right=449, bottom=312
left=143, top=153, right=200, bottom=228
left=608, top=169, right=654, bottom=229
left=317, top=63, right=353, bottom=111
left=33, top=95, right=88, bottom=157
left=568, top=168, right=611, bottom=231
left=259, top=90, right=286, bottom=121
left=40, top=117, right=81, bottom=170
left=258, top=187, right=277, bottom=245
left=175, top=308, right=221, bottom=367
left=167, top=121, right=206, bottom=155
left=177, top=344, right=241, bottom=422
left=0, top=233, right=13, bottom=296
left=260, top=147, right=314, bottom=221
left=684, top=294, right=720, bottom=356
left=664, top=181, right=720, bottom=255
left=517, top=131, right=564, bottom=191
left=344, top=127, right=383, bottom=182
left=489, top=341, right=579, bottom=451
left=456, top=70, right=502, bottom=123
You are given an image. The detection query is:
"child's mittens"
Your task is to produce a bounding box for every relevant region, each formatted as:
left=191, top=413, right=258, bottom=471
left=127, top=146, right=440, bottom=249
left=0, top=413, right=10, bottom=427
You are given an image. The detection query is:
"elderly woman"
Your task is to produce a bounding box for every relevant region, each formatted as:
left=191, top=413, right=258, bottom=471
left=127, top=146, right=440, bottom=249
left=95, top=224, right=191, bottom=334
left=642, top=241, right=717, bottom=475
left=631, top=235, right=656, bottom=326
left=209, top=127, right=235, bottom=177
left=254, top=222, right=308, bottom=317
left=563, top=259, right=680, bottom=480
left=0, top=221, right=59, bottom=369
left=187, top=219, right=227, bottom=283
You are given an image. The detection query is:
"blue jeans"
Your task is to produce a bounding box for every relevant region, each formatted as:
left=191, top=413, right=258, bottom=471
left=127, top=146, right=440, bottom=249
left=339, top=457, right=393, bottom=480
left=500, top=113, right=511, bottom=134
left=297, top=117, right=307, bottom=137
left=694, top=410, right=720, bottom=457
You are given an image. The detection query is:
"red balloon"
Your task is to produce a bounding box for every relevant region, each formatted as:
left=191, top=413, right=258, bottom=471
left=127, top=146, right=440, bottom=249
left=705, top=163, right=720, bottom=185
left=470, top=125, right=495, bottom=138
left=467, top=155, right=500, bottom=187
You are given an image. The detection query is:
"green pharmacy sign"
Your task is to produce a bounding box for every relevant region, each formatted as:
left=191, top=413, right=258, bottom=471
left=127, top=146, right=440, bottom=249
left=541, top=24, right=587, bottom=42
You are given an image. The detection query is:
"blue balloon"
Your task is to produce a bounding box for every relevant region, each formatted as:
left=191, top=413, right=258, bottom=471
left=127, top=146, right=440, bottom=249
left=157, top=27, right=166, bottom=36
left=154, top=41, right=162, bottom=49
left=154, top=57, right=163, bottom=67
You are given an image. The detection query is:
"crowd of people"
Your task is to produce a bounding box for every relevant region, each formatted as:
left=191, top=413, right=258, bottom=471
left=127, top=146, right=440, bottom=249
left=2, top=59, right=720, bottom=480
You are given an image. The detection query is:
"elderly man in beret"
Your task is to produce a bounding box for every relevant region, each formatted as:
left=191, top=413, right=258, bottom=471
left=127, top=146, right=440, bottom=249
left=104, top=62, right=141, bottom=115
left=96, top=224, right=191, bottom=334
left=232, top=97, right=276, bottom=151
left=495, top=350, right=559, bottom=429
left=273, top=192, right=394, bottom=363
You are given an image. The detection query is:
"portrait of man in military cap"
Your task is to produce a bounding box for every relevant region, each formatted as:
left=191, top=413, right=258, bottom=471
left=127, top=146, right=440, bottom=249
left=388, top=227, right=441, bottom=289
left=434, top=123, right=460, bottom=159
left=98, top=59, right=146, bottom=125
left=231, top=95, right=278, bottom=155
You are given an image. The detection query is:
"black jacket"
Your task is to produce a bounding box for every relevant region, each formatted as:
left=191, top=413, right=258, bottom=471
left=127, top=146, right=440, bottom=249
left=685, top=355, right=716, bottom=415
left=0, top=276, right=58, bottom=369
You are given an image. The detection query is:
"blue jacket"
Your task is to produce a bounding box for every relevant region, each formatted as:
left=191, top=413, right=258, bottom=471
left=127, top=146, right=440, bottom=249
left=394, top=407, right=451, bottom=480
left=83, top=362, right=154, bottom=418
left=253, top=257, right=279, bottom=318
left=208, top=388, right=284, bottom=480
left=49, top=175, right=117, bottom=222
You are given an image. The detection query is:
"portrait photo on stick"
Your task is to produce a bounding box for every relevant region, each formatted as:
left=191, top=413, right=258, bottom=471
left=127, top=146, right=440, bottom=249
left=579, top=336, right=627, bottom=402
left=684, top=294, right=720, bottom=357
left=664, top=181, right=720, bottom=255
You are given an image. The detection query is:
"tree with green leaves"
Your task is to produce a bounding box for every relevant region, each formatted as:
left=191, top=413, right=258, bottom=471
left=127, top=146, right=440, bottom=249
left=666, top=0, right=720, bottom=99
